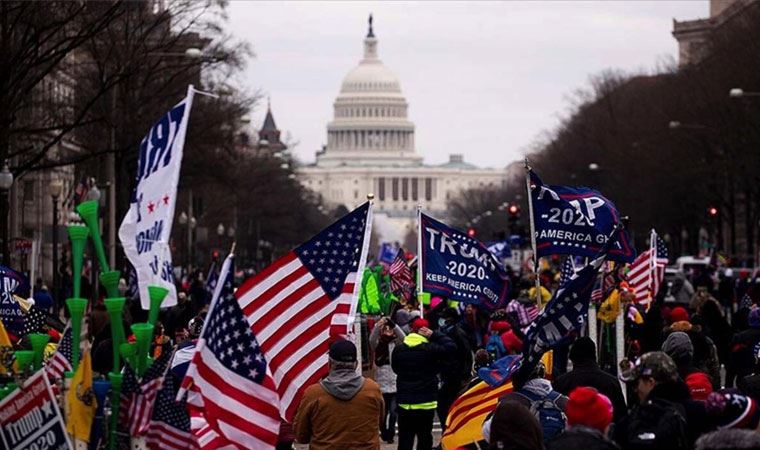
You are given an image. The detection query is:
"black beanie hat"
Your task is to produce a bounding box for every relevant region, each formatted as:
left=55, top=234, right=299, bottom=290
left=569, top=336, right=597, bottom=364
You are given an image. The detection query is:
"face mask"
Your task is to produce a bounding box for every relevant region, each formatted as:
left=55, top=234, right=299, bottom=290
left=438, top=318, right=447, bottom=328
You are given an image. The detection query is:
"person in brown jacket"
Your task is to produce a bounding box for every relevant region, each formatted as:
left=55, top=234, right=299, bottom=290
left=294, top=339, right=384, bottom=450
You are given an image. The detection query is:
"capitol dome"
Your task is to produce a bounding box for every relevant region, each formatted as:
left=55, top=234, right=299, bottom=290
left=319, top=15, right=421, bottom=168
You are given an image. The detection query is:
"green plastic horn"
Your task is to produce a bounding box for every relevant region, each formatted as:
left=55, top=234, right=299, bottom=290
left=0, top=382, right=17, bottom=400
left=66, top=298, right=87, bottom=372
left=119, top=342, right=137, bottom=370
left=131, top=323, right=154, bottom=375
left=100, top=270, right=121, bottom=300
left=14, top=350, right=34, bottom=375
left=76, top=200, right=110, bottom=272
left=67, top=225, right=89, bottom=299
left=147, top=286, right=169, bottom=326
left=107, top=372, right=123, bottom=450
left=104, top=297, right=126, bottom=372
left=28, top=333, right=50, bottom=370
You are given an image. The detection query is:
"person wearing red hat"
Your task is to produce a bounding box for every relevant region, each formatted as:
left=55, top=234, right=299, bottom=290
left=547, top=387, right=617, bottom=450
left=392, top=317, right=456, bottom=450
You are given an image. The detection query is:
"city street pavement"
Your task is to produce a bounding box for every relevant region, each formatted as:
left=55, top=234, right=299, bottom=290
left=295, top=424, right=442, bottom=449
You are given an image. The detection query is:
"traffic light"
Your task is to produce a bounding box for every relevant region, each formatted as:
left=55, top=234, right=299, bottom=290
left=467, top=227, right=476, bottom=237
left=508, top=204, right=520, bottom=216
left=708, top=206, right=718, bottom=217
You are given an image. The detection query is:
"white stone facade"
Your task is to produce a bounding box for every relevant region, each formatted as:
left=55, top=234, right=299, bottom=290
left=298, top=19, right=506, bottom=241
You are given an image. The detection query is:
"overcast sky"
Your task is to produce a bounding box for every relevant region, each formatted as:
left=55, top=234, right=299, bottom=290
left=227, top=1, right=707, bottom=168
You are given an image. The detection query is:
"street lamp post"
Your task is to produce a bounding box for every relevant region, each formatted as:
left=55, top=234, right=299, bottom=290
left=0, top=161, right=14, bottom=266
left=49, top=178, right=63, bottom=311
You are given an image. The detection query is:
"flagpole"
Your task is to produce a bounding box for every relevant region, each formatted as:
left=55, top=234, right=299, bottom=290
left=524, top=159, right=541, bottom=307
left=416, top=204, right=424, bottom=318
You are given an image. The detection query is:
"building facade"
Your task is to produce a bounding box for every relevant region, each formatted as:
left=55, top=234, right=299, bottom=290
left=298, top=18, right=507, bottom=241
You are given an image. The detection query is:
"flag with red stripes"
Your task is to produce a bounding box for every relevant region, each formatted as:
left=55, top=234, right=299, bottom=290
left=120, top=349, right=172, bottom=437
left=145, top=365, right=198, bottom=450
left=180, top=253, right=282, bottom=449
left=45, top=326, right=73, bottom=381
left=389, top=248, right=413, bottom=297
left=626, top=229, right=668, bottom=306
left=235, top=202, right=373, bottom=421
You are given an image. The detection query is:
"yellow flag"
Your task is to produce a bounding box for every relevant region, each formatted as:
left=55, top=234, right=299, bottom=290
left=67, top=350, right=97, bottom=442
left=0, top=319, right=11, bottom=374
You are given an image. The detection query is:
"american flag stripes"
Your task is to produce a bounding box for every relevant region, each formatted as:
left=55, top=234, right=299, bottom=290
left=235, top=202, right=372, bottom=421
left=627, top=230, right=668, bottom=305
left=180, top=253, right=281, bottom=449
left=146, top=368, right=198, bottom=450
left=45, top=326, right=73, bottom=380
left=120, top=350, right=173, bottom=437
left=558, top=258, right=575, bottom=289
left=389, top=248, right=413, bottom=297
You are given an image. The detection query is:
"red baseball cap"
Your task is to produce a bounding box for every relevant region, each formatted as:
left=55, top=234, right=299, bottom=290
left=411, top=318, right=429, bottom=332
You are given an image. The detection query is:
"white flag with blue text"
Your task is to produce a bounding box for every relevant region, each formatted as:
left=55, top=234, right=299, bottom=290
left=119, top=86, right=194, bottom=309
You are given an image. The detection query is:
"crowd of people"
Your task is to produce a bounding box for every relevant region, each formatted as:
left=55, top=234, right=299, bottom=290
left=292, top=263, right=760, bottom=450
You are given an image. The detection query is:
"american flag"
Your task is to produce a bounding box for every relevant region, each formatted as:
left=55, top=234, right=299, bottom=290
left=22, top=305, right=47, bottom=336
left=235, top=202, right=372, bottom=421
left=389, top=248, right=413, bottom=296
left=558, top=258, right=575, bottom=289
left=146, top=369, right=198, bottom=450
left=45, top=326, right=73, bottom=380
left=627, top=230, right=668, bottom=305
left=180, top=253, right=281, bottom=449
left=204, top=260, right=218, bottom=295
left=120, top=349, right=173, bottom=437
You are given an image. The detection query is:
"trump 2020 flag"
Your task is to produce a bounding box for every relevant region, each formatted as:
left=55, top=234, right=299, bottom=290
left=529, top=171, right=635, bottom=263
left=420, top=212, right=509, bottom=310
left=119, top=86, right=194, bottom=309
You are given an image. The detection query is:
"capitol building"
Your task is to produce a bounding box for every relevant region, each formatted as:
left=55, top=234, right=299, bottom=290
left=297, top=18, right=507, bottom=241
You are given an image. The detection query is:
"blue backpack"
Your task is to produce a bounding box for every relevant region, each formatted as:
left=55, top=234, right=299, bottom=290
left=516, top=390, right=567, bottom=443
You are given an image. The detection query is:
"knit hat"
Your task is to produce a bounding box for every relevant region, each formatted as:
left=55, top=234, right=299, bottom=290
left=569, top=336, right=597, bottom=364
left=706, top=392, right=760, bottom=429
left=328, top=339, right=357, bottom=363
left=661, top=332, right=694, bottom=364
left=490, top=320, right=511, bottom=333
left=566, top=387, right=613, bottom=432
left=669, top=306, right=690, bottom=324
left=411, top=318, right=429, bottom=332
left=749, top=308, right=760, bottom=328
left=394, top=309, right=412, bottom=327
left=619, top=351, right=678, bottom=383
left=685, top=372, right=713, bottom=401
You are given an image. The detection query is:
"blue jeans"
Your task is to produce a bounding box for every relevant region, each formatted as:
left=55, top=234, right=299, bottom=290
left=381, top=392, right=397, bottom=441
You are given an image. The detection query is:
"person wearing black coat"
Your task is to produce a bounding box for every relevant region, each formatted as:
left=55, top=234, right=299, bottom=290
left=392, top=318, right=456, bottom=450
left=436, top=307, right=473, bottom=434
left=729, top=309, right=760, bottom=384
left=553, top=337, right=627, bottom=421
left=548, top=426, right=619, bottom=450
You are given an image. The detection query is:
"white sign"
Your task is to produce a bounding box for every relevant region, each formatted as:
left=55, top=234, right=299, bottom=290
left=119, top=86, right=194, bottom=309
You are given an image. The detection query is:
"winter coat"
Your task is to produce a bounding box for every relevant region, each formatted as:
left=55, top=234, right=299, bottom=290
left=553, top=360, right=627, bottom=421
left=369, top=322, right=405, bottom=394
left=439, top=324, right=473, bottom=385
left=293, top=369, right=384, bottom=450
left=392, top=331, right=456, bottom=405
left=730, top=327, right=760, bottom=379
left=547, top=426, right=619, bottom=450
left=737, top=373, right=760, bottom=400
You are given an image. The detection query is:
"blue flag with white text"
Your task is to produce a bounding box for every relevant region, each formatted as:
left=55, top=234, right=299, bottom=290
left=420, top=213, right=509, bottom=310
left=0, top=266, right=27, bottom=336
left=530, top=171, right=635, bottom=263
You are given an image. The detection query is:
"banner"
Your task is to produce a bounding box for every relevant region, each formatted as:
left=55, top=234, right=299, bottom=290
left=378, top=242, right=398, bottom=265
left=0, top=369, right=72, bottom=450
left=119, top=86, right=195, bottom=309
left=530, top=171, right=635, bottom=263
left=0, top=266, right=27, bottom=336
left=420, top=213, right=509, bottom=310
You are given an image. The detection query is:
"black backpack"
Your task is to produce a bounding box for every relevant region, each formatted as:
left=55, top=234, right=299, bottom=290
left=624, top=398, right=688, bottom=450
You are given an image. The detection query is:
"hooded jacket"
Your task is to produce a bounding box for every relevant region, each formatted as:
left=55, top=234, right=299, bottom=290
left=547, top=426, right=619, bottom=450
left=293, top=368, right=384, bottom=450
left=391, top=330, right=456, bottom=406
left=553, top=360, right=627, bottom=421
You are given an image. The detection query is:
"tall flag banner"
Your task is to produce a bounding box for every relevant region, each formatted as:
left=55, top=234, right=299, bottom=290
left=518, top=236, right=614, bottom=380
left=486, top=241, right=512, bottom=260
left=119, top=86, right=195, bottom=310
left=180, top=253, right=281, bottom=449
left=45, top=325, right=73, bottom=380
left=0, top=265, right=27, bottom=336
left=146, top=366, right=199, bottom=450
left=420, top=213, right=509, bottom=310
left=0, top=368, right=72, bottom=450
left=66, top=350, right=97, bottom=442
left=235, top=202, right=373, bottom=421
left=558, top=257, right=576, bottom=289
left=204, top=260, right=218, bottom=296
left=529, top=171, right=635, bottom=263
left=122, top=350, right=173, bottom=437
left=627, top=229, right=668, bottom=305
